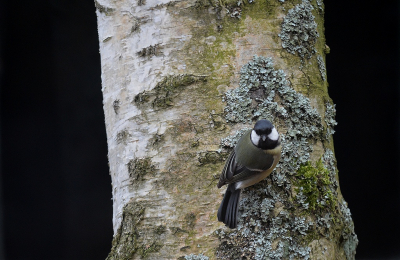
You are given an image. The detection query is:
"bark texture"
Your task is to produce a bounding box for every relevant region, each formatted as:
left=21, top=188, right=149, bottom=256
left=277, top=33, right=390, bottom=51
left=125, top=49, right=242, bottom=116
left=95, top=0, right=358, bottom=259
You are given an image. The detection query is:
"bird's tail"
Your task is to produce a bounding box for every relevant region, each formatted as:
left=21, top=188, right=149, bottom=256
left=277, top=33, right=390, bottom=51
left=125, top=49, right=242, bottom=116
left=217, top=184, right=241, bottom=229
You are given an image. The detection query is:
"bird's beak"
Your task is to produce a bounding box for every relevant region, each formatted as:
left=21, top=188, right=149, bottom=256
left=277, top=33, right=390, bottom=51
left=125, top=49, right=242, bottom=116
left=261, top=135, right=267, bottom=141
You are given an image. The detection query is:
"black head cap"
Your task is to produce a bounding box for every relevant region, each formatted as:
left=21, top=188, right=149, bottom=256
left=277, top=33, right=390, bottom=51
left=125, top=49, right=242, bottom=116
left=253, top=119, right=273, bottom=135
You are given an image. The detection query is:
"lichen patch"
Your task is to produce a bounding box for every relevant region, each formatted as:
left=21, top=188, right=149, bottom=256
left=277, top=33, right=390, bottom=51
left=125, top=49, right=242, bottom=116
left=279, top=0, right=319, bottom=59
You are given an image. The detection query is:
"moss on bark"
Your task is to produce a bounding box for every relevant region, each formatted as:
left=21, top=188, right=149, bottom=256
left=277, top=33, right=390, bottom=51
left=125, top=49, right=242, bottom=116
left=106, top=201, right=146, bottom=260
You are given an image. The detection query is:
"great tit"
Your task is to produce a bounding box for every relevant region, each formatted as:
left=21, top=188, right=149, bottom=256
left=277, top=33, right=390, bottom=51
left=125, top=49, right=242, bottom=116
left=217, top=119, right=282, bottom=228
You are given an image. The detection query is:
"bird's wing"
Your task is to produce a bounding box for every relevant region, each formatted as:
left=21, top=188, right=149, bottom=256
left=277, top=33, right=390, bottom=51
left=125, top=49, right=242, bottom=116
left=217, top=150, right=273, bottom=188
left=217, top=150, right=237, bottom=188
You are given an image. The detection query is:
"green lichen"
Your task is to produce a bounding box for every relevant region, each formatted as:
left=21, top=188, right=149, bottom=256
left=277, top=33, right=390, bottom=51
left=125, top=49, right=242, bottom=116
left=279, top=0, right=319, bottom=59
left=127, top=157, right=155, bottom=181
left=322, top=149, right=339, bottom=195
left=295, top=159, right=335, bottom=211
left=324, top=102, right=337, bottom=139
left=317, top=55, right=326, bottom=81
left=106, top=201, right=145, bottom=260
left=316, top=0, right=324, bottom=14
left=184, top=253, right=210, bottom=260
left=340, top=202, right=358, bottom=260
left=224, top=56, right=321, bottom=132
left=134, top=74, right=207, bottom=109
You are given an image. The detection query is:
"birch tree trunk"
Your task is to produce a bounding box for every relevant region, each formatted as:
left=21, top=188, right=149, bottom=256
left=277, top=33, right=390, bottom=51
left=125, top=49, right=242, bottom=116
left=95, top=0, right=358, bottom=259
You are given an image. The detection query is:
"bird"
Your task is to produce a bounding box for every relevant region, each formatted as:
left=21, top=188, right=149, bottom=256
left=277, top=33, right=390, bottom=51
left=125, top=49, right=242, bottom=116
left=217, top=119, right=282, bottom=228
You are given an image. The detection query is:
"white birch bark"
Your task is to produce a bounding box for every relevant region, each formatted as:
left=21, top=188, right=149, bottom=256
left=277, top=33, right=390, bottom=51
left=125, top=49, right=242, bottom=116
left=95, top=0, right=358, bottom=259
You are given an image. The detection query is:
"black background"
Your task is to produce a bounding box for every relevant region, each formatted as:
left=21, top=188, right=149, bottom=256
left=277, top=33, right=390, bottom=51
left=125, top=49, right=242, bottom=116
left=0, top=0, right=399, bottom=259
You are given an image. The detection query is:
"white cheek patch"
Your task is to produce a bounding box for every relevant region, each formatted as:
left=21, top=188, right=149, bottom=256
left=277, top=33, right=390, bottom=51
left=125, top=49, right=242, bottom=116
left=251, top=130, right=260, bottom=146
left=268, top=127, right=279, bottom=141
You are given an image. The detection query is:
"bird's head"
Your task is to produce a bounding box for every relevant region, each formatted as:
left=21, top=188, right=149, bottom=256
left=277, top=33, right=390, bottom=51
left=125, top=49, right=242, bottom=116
left=251, top=119, right=280, bottom=150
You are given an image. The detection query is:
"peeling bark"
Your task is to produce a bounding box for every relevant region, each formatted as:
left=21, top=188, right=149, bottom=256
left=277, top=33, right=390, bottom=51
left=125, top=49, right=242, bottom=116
left=95, top=0, right=357, bottom=259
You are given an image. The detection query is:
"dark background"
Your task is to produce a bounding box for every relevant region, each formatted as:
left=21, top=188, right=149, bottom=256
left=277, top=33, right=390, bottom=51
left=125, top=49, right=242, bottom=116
left=0, top=0, right=399, bottom=259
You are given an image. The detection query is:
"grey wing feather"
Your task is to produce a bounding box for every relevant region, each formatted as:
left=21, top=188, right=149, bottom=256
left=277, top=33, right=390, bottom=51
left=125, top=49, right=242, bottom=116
left=218, top=150, right=269, bottom=188
left=225, top=167, right=262, bottom=184
left=217, top=150, right=237, bottom=188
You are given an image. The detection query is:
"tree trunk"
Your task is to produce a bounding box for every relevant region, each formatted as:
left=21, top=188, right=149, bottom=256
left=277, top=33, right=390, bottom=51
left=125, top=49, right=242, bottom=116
left=95, top=0, right=358, bottom=259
